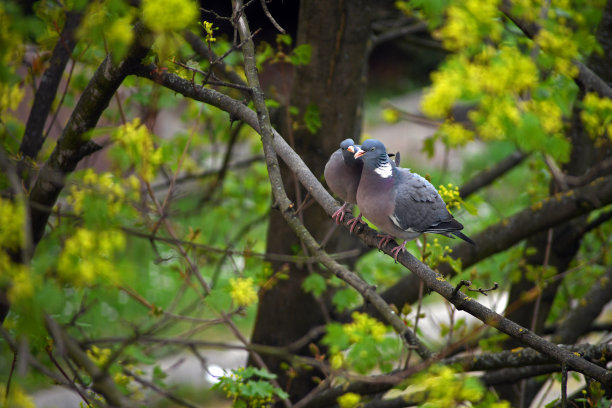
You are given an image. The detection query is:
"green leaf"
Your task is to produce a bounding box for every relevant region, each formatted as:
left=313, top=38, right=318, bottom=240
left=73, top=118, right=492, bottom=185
left=332, top=288, right=359, bottom=312
left=152, top=365, right=167, bottom=387
left=321, top=323, right=350, bottom=352
left=290, top=44, right=311, bottom=65
left=276, top=34, right=292, bottom=46
left=304, top=103, right=322, bottom=135
left=302, top=274, right=327, bottom=297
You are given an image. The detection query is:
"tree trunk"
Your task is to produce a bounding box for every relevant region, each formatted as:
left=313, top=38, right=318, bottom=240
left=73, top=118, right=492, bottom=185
left=249, top=0, right=374, bottom=402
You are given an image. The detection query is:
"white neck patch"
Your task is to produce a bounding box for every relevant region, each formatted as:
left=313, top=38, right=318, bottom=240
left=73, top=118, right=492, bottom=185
left=374, top=162, right=393, bottom=178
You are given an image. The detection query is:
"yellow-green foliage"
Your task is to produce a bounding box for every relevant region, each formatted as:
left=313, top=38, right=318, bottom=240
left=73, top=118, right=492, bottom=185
left=323, top=312, right=400, bottom=374
left=229, top=277, right=258, bottom=307
left=406, top=365, right=510, bottom=408
left=0, top=384, right=35, bottom=408
left=141, top=0, right=198, bottom=33
left=141, top=0, right=199, bottom=63
left=581, top=92, right=612, bottom=143
left=57, top=227, right=126, bottom=287
left=406, top=0, right=603, bottom=162
left=111, top=118, right=163, bottom=182
left=67, top=169, right=139, bottom=217
left=0, top=198, right=24, bottom=252
left=0, top=199, right=32, bottom=304
left=202, top=21, right=217, bottom=43
left=337, top=392, right=361, bottom=408
left=77, top=0, right=137, bottom=62
left=212, top=367, right=289, bottom=407
left=0, top=3, right=24, bottom=80
left=0, top=82, right=24, bottom=113
left=435, top=0, right=502, bottom=51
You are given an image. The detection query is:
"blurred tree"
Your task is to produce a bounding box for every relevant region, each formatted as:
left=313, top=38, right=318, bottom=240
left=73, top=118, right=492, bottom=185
left=0, top=0, right=611, bottom=408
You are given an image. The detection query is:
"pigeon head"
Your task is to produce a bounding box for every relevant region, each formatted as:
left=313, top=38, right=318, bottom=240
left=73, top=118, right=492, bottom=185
left=339, top=138, right=360, bottom=165
left=354, top=139, right=392, bottom=177
left=339, top=138, right=356, bottom=151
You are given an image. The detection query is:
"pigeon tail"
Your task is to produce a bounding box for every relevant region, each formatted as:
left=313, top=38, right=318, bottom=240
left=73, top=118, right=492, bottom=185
left=451, top=230, right=476, bottom=246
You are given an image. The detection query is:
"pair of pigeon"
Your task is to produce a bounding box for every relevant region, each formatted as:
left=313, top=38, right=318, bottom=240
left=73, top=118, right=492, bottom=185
left=324, top=138, right=474, bottom=260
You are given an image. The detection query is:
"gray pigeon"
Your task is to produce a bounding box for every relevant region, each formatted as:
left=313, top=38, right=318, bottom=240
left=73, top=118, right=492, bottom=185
left=324, top=139, right=366, bottom=232
left=354, top=139, right=474, bottom=260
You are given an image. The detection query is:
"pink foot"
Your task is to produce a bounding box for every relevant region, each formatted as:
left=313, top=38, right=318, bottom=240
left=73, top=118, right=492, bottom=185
left=376, top=234, right=396, bottom=250
left=346, top=214, right=366, bottom=234
left=331, top=203, right=350, bottom=224
left=390, top=241, right=408, bottom=262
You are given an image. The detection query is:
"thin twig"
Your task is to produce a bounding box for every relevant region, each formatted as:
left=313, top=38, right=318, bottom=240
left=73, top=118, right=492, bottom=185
left=259, top=0, right=285, bottom=33
left=45, top=346, right=93, bottom=407
left=5, top=352, right=17, bottom=399
left=125, top=368, right=200, bottom=408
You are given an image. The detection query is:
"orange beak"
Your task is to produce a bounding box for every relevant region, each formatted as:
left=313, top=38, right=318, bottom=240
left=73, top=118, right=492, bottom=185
left=347, top=146, right=355, bottom=153
left=354, top=147, right=365, bottom=159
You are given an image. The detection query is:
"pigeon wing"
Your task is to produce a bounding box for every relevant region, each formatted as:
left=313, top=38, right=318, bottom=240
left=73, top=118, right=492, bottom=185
left=389, top=169, right=455, bottom=233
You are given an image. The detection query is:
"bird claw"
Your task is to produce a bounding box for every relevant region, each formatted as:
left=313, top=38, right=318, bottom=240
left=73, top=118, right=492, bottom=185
left=376, top=234, right=396, bottom=250
left=391, top=244, right=407, bottom=263
left=346, top=214, right=365, bottom=234
left=331, top=203, right=350, bottom=224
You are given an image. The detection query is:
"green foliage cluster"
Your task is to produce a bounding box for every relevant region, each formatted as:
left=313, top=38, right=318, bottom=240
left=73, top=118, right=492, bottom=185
left=211, top=367, right=289, bottom=408
left=403, top=364, right=511, bottom=408
left=322, top=312, right=401, bottom=374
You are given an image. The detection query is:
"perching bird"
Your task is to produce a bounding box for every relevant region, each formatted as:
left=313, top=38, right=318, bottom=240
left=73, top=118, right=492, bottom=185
left=324, top=140, right=401, bottom=233
left=354, top=139, right=474, bottom=260
left=324, top=139, right=366, bottom=233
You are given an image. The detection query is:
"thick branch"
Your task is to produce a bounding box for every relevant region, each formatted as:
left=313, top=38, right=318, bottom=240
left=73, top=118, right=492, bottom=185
left=28, top=24, right=151, bottom=245
left=444, top=343, right=612, bottom=372
left=134, top=66, right=612, bottom=387
left=459, top=151, right=527, bottom=199
left=301, top=343, right=612, bottom=407
left=552, top=265, right=612, bottom=344
left=482, top=364, right=560, bottom=386
left=20, top=11, right=83, bottom=163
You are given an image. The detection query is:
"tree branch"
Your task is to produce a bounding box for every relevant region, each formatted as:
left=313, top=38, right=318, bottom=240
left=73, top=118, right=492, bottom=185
left=183, top=30, right=250, bottom=96
left=151, top=154, right=264, bottom=191
left=302, top=343, right=612, bottom=407
left=28, top=24, right=151, bottom=245
left=45, top=315, right=130, bottom=407
left=372, top=21, right=428, bottom=48
left=19, top=10, right=83, bottom=166
left=552, top=265, right=612, bottom=344
left=444, top=343, right=612, bottom=372
left=459, top=151, right=527, bottom=199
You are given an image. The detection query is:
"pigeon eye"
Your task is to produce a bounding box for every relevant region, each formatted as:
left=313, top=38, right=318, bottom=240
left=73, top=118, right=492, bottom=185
left=370, top=147, right=375, bottom=151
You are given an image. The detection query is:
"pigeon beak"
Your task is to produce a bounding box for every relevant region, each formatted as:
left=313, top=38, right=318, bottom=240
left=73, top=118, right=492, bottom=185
left=354, top=147, right=365, bottom=159
left=347, top=146, right=355, bottom=153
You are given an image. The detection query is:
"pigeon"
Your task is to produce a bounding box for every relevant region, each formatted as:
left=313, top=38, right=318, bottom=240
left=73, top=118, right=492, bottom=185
left=324, top=140, right=402, bottom=233
left=324, top=139, right=366, bottom=233
left=354, top=139, right=474, bottom=261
